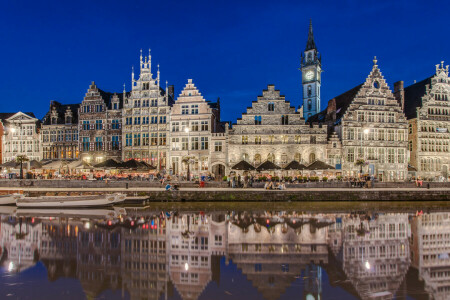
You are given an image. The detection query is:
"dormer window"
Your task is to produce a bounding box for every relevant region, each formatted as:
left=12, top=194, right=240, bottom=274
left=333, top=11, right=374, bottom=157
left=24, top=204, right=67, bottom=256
left=51, top=117, right=57, bottom=125
left=113, top=102, right=118, bottom=110
left=65, top=116, right=72, bottom=124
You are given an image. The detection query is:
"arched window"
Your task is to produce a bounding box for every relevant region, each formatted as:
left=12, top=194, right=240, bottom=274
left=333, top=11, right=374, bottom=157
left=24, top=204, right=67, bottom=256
left=243, top=153, right=249, bottom=161
left=267, top=153, right=275, bottom=163
left=308, top=52, right=312, bottom=62
left=307, top=100, right=312, bottom=111
left=254, top=154, right=261, bottom=165
left=281, top=153, right=288, bottom=164
left=294, top=153, right=301, bottom=162
left=308, top=85, right=312, bottom=97
left=309, top=153, right=316, bottom=163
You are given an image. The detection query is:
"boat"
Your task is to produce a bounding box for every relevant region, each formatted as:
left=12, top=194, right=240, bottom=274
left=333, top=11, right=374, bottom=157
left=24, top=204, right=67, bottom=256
left=0, top=194, right=21, bottom=206
left=16, top=206, right=127, bottom=219
left=16, top=193, right=126, bottom=208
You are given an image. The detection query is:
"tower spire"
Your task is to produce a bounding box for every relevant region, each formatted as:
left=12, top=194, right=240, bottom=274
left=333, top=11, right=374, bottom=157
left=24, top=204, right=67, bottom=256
left=305, top=19, right=316, bottom=51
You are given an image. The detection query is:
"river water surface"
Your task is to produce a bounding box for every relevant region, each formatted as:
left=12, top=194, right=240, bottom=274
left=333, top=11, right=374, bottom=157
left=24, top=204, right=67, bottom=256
left=0, top=201, right=449, bottom=300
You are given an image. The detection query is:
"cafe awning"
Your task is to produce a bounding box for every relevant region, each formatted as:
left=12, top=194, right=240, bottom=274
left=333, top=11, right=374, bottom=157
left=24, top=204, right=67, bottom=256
left=231, top=160, right=256, bottom=171
left=256, top=160, right=281, bottom=171
left=283, top=161, right=307, bottom=170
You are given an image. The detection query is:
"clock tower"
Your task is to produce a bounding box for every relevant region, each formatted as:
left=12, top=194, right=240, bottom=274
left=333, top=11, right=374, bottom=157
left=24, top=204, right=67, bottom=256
left=301, top=20, right=322, bottom=120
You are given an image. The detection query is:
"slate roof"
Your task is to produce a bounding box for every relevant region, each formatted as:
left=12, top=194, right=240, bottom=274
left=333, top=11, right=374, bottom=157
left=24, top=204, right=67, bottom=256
left=403, top=77, right=432, bottom=120
left=41, top=101, right=79, bottom=125
left=307, top=83, right=363, bottom=124
left=305, top=20, right=317, bottom=51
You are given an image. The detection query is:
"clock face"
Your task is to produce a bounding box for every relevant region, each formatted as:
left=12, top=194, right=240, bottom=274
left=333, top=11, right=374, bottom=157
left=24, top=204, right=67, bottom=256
left=305, top=70, right=314, bottom=81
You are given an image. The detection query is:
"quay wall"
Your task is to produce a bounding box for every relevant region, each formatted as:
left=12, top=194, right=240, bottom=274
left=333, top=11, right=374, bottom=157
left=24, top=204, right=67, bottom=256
left=21, top=189, right=450, bottom=202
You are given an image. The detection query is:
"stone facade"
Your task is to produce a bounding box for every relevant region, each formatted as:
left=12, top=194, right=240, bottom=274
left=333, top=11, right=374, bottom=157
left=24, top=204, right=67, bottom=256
left=168, top=79, right=224, bottom=179
left=122, top=50, right=173, bottom=170
left=78, top=82, right=124, bottom=163
left=229, top=84, right=327, bottom=168
left=398, top=62, right=450, bottom=180
left=41, top=101, right=79, bottom=161
left=1, top=112, right=41, bottom=163
left=311, top=58, right=409, bottom=181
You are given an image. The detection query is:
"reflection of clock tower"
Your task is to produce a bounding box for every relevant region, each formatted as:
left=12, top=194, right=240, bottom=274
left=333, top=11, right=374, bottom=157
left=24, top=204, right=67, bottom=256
left=301, top=19, right=322, bottom=120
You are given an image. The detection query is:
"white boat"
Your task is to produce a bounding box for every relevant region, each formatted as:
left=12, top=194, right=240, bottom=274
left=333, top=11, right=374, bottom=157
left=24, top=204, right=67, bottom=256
left=16, top=193, right=126, bottom=208
left=16, top=206, right=127, bottom=219
left=0, top=194, right=21, bottom=206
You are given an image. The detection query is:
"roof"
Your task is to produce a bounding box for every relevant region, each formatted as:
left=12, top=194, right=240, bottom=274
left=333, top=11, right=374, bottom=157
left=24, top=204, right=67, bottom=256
left=231, top=160, right=256, bottom=170
left=305, top=19, right=317, bottom=51
left=307, top=83, right=363, bottom=124
left=256, top=160, right=281, bottom=171
left=41, top=101, right=79, bottom=125
left=403, top=76, right=432, bottom=119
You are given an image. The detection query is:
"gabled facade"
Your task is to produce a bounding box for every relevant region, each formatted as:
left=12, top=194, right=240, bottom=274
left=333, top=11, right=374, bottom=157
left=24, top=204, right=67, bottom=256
left=310, top=58, right=408, bottom=181
left=228, top=84, right=327, bottom=168
left=78, top=82, right=124, bottom=163
left=41, top=101, right=79, bottom=161
left=122, top=50, right=174, bottom=170
left=1, top=112, right=41, bottom=163
left=397, top=62, right=450, bottom=180
left=168, top=79, right=223, bottom=179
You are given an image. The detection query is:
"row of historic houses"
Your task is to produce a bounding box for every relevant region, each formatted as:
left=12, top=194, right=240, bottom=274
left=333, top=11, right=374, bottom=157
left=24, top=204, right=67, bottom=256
left=0, top=23, right=448, bottom=181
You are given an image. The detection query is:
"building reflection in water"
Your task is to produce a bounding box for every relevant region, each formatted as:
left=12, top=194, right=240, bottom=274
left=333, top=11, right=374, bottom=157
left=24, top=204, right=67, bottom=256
left=0, top=209, right=449, bottom=300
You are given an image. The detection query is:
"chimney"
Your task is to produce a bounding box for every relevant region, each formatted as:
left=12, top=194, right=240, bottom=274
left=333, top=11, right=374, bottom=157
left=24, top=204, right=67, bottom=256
left=168, top=85, right=174, bottom=99
left=327, top=98, right=337, bottom=121
left=393, top=81, right=404, bottom=111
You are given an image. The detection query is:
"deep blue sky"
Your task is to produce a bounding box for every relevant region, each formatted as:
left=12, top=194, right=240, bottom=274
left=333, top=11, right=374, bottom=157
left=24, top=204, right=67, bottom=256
left=0, top=0, right=449, bottom=122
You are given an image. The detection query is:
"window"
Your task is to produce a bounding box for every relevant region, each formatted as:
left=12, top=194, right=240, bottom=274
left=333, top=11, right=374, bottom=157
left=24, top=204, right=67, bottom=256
left=82, top=137, right=90, bottom=151
left=111, top=119, right=120, bottom=129
left=214, top=141, right=222, bottom=152
left=151, top=116, right=157, bottom=124
left=181, top=137, right=188, bottom=150
left=388, top=149, right=395, bottom=163
left=268, top=102, right=274, bottom=111
left=191, top=137, right=199, bottom=150
left=254, top=116, right=261, bottom=125
left=142, top=133, right=149, bottom=146
left=182, top=105, right=189, bottom=114
left=409, top=124, right=412, bottom=134
left=409, top=141, right=413, bottom=151
left=133, top=134, right=141, bottom=146
left=308, top=85, right=312, bottom=97
left=201, top=137, right=208, bottom=150
left=142, top=100, right=149, bottom=107
left=191, top=121, right=199, bottom=131
left=171, top=138, right=179, bottom=150
left=151, top=133, right=158, bottom=146
left=267, top=153, right=275, bottom=163
left=295, top=153, right=301, bottom=162
left=368, top=111, right=375, bottom=122
left=142, top=116, right=149, bottom=124
left=159, top=133, right=166, bottom=146
left=398, top=149, right=405, bottom=163
left=201, top=121, right=208, bottom=131
left=255, top=136, right=261, bottom=144
left=82, top=121, right=90, bottom=130
left=95, top=120, right=103, bottom=130
left=112, top=136, right=120, bottom=150
left=83, top=105, right=90, bottom=113
left=126, top=134, right=132, bottom=146
left=388, top=113, right=395, bottom=123
left=347, top=148, right=355, bottom=162
left=159, top=116, right=166, bottom=124
left=242, top=136, right=248, bottom=144
left=307, top=100, right=312, bottom=111
left=357, top=112, right=364, bottom=122
left=310, top=136, right=316, bottom=144
left=191, top=104, right=199, bottom=114
left=134, top=100, right=140, bottom=108
left=134, top=117, right=141, bottom=125
left=281, top=115, right=289, bottom=125
left=126, top=117, right=132, bottom=125
left=95, top=137, right=102, bottom=151
left=151, top=99, right=157, bottom=107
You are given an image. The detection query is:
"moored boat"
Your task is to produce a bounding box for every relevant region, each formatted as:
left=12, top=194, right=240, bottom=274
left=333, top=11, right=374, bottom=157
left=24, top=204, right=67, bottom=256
left=16, top=206, right=127, bottom=219
left=16, top=193, right=126, bottom=208
left=0, top=194, right=21, bottom=206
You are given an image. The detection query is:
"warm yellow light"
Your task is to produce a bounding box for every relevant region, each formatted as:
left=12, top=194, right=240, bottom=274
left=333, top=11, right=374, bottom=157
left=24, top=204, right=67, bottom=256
left=184, top=127, right=189, bottom=133
left=364, top=129, right=369, bottom=134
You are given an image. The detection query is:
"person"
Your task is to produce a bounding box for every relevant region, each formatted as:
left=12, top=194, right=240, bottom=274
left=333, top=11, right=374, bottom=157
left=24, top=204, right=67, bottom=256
left=165, top=183, right=174, bottom=191
left=278, top=181, right=286, bottom=190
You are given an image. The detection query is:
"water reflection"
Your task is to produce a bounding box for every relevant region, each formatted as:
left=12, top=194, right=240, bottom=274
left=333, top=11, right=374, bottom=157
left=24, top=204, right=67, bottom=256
left=0, top=208, right=449, bottom=300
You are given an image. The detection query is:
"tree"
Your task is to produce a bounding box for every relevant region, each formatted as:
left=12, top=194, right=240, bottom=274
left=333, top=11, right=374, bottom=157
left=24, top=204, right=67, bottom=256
left=16, top=155, right=29, bottom=179
left=355, top=158, right=365, bottom=175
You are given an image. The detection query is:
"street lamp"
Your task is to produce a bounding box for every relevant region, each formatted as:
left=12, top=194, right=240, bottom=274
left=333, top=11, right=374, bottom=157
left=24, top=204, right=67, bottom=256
left=184, top=127, right=191, bottom=181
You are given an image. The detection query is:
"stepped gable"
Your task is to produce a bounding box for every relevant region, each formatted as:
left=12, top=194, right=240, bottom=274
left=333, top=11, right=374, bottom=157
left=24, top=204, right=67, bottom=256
left=83, top=81, right=128, bottom=109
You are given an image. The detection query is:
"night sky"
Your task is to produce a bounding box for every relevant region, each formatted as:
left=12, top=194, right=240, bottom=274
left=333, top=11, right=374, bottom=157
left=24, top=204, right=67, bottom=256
left=0, top=0, right=449, bottom=122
